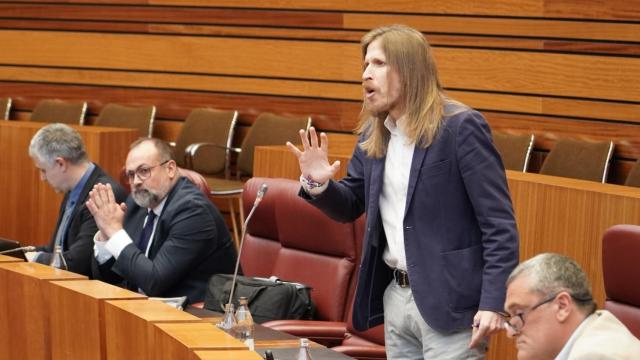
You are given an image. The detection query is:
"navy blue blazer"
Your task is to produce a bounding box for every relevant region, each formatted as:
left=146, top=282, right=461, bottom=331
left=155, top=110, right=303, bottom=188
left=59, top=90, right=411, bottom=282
left=36, top=165, right=126, bottom=277
left=92, top=177, right=237, bottom=303
left=305, top=108, right=519, bottom=332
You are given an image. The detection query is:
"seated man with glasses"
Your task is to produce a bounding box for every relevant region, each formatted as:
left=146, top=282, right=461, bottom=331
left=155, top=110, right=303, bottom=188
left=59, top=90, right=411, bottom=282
left=504, top=253, right=640, bottom=359
left=87, top=138, right=237, bottom=303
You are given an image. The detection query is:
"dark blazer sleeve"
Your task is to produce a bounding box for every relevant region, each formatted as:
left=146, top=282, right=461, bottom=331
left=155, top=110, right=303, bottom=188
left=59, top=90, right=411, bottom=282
left=455, top=110, right=519, bottom=311
left=36, top=166, right=127, bottom=277
left=111, top=184, right=224, bottom=298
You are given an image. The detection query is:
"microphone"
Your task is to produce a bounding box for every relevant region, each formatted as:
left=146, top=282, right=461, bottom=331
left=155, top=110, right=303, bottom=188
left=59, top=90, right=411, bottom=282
left=0, top=246, right=36, bottom=255
left=225, top=183, right=268, bottom=309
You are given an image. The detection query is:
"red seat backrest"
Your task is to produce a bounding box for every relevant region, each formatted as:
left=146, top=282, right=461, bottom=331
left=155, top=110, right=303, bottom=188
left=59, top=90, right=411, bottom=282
left=602, top=224, right=640, bottom=339
left=240, top=177, right=358, bottom=322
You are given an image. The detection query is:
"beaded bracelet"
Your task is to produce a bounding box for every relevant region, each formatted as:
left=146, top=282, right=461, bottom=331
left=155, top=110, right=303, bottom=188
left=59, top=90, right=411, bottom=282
left=300, top=175, right=325, bottom=189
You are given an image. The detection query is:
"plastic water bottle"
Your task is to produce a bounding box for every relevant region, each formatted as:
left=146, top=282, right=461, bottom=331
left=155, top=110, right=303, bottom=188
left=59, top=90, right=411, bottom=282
left=297, top=338, right=313, bottom=360
left=49, top=245, right=68, bottom=270
left=234, top=296, right=255, bottom=350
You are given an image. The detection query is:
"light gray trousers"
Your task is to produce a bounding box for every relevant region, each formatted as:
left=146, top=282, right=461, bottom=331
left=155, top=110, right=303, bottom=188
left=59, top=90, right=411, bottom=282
left=382, top=281, right=487, bottom=359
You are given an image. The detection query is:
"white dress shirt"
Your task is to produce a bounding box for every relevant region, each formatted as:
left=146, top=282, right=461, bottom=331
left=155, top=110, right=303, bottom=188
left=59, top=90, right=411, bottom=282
left=380, top=116, right=414, bottom=271
left=300, top=116, right=414, bottom=270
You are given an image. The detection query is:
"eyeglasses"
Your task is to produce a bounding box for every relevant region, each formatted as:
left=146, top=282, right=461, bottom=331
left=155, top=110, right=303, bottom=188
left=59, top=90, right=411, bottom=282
left=504, top=292, right=560, bottom=334
left=126, top=160, right=170, bottom=183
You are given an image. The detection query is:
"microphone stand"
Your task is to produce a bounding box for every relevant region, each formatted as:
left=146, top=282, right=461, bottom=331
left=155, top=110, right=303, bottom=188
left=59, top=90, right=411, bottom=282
left=0, top=246, right=36, bottom=255
left=223, top=184, right=268, bottom=317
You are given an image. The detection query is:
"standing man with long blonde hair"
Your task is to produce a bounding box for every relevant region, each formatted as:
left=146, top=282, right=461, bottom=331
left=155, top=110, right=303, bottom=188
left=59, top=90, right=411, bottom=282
left=288, top=24, right=519, bottom=359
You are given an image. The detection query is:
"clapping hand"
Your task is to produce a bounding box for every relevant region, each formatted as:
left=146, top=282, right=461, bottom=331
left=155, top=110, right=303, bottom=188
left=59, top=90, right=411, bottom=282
left=86, top=183, right=127, bottom=240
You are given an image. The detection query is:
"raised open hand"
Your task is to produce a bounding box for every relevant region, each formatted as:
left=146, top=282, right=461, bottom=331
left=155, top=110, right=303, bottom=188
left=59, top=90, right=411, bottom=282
left=286, top=127, right=341, bottom=184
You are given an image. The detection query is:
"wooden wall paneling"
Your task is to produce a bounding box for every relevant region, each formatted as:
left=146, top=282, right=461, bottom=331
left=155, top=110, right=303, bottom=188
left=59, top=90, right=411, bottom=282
left=435, top=49, right=640, bottom=102
left=0, top=4, right=345, bottom=28
left=544, top=0, right=640, bottom=21
left=6, top=4, right=640, bottom=43
left=344, top=14, right=640, bottom=42
left=2, top=66, right=639, bottom=127
left=0, top=30, right=361, bottom=82
left=1, top=30, right=639, bottom=105
left=0, top=66, right=362, bottom=102
left=484, top=112, right=640, bottom=160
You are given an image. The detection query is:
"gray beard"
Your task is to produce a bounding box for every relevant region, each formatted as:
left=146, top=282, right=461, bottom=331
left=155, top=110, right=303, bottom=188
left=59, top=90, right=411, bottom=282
left=132, top=188, right=161, bottom=209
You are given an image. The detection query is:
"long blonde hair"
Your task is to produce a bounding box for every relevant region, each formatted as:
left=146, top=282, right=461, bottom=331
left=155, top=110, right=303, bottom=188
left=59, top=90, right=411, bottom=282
left=357, top=24, right=465, bottom=158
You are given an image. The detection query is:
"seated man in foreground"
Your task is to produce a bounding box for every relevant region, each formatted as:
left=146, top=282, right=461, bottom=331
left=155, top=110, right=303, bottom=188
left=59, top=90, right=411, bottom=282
left=504, top=252, right=640, bottom=359
left=88, top=138, right=237, bottom=303
left=28, top=123, right=126, bottom=276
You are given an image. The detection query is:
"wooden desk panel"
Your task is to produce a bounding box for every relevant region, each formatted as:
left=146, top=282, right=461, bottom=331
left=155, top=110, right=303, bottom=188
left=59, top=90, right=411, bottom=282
left=48, top=280, right=147, bottom=360
left=0, top=121, right=137, bottom=246
left=0, top=262, right=86, bottom=360
left=152, top=322, right=247, bottom=360
left=104, top=299, right=202, bottom=360
left=0, top=254, right=23, bottom=263
left=253, top=144, right=640, bottom=360
left=192, top=350, right=264, bottom=360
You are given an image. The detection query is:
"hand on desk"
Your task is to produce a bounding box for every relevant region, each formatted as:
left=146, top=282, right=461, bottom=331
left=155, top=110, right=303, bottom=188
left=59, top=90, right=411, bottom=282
left=287, top=126, right=341, bottom=185
left=86, top=183, right=127, bottom=240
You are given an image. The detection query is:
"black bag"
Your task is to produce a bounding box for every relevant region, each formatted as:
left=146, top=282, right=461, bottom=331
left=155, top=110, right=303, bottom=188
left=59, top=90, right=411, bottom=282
left=204, top=274, right=316, bottom=324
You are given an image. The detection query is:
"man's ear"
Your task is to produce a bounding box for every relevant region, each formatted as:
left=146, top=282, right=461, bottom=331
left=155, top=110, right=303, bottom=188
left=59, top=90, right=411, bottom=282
left=555, top=292, right=573, bottom=322
left=54, top=157, right=67, bottom=171
left=166, top=159, right=178, bottom=178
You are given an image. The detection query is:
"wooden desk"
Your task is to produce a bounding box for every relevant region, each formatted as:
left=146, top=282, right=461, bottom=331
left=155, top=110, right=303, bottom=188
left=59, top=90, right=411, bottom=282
left=0, top=254, right=23, bottom=263
left=186, top=306, right=353, bottom=359
left=0, top=262, right=86, bottom=360
left=192, top=350, right=264, bottom=360
left=0, top=121, right=137, bottom=246
left=253, top=143, right=640, bottom=360
left=0, top=267, right=354, bottom=359
left=152, top=322, right=247, bottom=360
left=104, top=299, right=203, bottom=360
left=48, top=280, right=147, bottom=360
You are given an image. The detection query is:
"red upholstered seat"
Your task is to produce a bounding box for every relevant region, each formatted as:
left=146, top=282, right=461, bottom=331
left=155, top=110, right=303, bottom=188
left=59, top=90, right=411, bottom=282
left=602, top=224, right=640, bottom=339
left=250, top=177, right=386, bottom=359
left=241, top=177, right=357, bottom=323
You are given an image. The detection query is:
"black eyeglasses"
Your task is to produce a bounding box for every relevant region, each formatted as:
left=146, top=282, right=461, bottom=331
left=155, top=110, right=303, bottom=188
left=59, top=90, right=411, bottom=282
left=504, top=292, right=559, bottom=333
left=504, top=291, right=593, bottom=334
left=126, top=160, right=170, bottom=183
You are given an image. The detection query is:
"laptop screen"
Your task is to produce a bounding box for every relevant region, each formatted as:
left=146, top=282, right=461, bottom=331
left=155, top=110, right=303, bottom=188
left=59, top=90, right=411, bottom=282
left=0, top=238, right=28, bottom=261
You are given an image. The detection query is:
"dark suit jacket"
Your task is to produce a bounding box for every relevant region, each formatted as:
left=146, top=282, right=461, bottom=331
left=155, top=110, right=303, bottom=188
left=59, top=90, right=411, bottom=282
left=305, top=108, right=519, bottom=332
left=92, top=177, right=237, bottom=303
left=36, top=165, right=127, bottom=277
